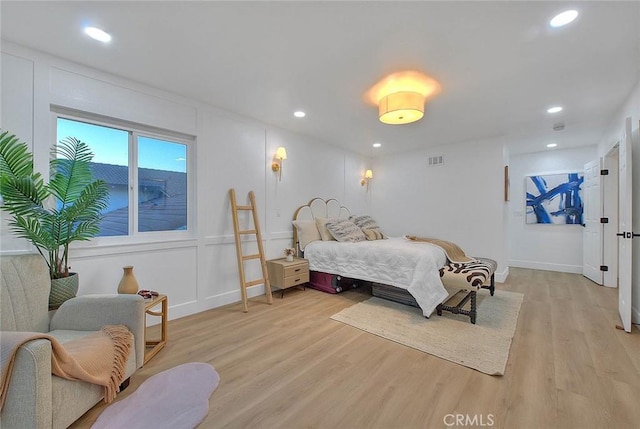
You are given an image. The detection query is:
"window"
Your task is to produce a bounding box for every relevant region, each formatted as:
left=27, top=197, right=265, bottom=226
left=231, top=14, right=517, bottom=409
left=56, top=115, right=192, bottom=238
left=137, top=136, right=187, bottom=232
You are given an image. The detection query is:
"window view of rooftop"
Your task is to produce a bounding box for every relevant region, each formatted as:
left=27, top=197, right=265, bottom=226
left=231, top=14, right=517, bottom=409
left=57, top=118, right=188, bottom=236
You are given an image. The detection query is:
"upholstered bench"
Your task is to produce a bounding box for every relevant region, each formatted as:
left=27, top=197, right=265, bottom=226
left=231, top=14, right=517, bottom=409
left=436, top=257, right=497, bottom=324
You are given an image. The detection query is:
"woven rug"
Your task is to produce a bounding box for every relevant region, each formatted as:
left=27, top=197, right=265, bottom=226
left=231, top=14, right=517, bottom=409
left=92, top=362, right=220, bottom=429
left=331, top=290, right=523, bottom=375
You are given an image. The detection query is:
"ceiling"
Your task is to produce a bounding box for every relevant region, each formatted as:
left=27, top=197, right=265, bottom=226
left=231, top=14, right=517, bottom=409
left=2, top=1, right=639, bottom=157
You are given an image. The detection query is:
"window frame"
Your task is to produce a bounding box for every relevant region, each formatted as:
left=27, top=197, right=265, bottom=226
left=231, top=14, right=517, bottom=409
left=52, top=108, right=196, bottom=245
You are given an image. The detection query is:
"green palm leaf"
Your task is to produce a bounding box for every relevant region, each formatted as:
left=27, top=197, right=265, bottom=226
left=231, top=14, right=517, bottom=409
left=9, top=215, right=58, bottom=254
left=49, top=137, right=97, bottom=207
left=0, top=176, right=46, bottom=214
left=0, top=130, right=35, bottom=178
left=0, top=133, right=48, bottom=212
left=63, top=180, right=110, bottom=223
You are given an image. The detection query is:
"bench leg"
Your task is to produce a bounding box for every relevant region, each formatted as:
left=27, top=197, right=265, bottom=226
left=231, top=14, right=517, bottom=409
left=470, top=290, right=477, bottom=324
left=119, top=377, right=130, bottom=392
left=489, top=273, right=495, bottom=296
left=482, top=273, right=495, bottom=296
left=437, top=291, right=477, bottom=324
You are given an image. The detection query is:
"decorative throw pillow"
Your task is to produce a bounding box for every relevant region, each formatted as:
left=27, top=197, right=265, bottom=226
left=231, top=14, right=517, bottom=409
left=349, top=214, right=380, bottom=230
left=325, top=218, right=366, bottom=242
left=349, top=214, right=386, bottom=238
left=315, top=217, right=336, bottom=241
left=292, top=220, right=321, bottom=250
left=363, top=228, right=385, bottom=241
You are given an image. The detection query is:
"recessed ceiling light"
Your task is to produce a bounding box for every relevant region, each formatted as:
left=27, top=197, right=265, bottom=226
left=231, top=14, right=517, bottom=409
left=373, top=143, right=382, bottom=148
left=547, top=106, right=563, bottom=114
left=547, top=143, right=558, bottom=148
left=84, top=26, right=112, bottom=43
left=549, top=10, right=578, bottom=28
left=293, top=111, right=306, bottom=118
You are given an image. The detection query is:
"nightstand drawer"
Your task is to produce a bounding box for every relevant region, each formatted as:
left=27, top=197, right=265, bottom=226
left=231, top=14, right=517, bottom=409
left=283, top=262, right=308, bottom=277
left=283, top=271, right=310, bottom=288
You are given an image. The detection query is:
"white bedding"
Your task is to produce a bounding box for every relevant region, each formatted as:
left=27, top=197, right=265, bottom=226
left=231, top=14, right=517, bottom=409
left=304, top=237, right=449, bottom=316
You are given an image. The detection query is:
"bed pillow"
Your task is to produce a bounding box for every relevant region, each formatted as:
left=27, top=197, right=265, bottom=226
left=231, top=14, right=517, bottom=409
left=363, top=228, right=385, bottom=241
left=349, top=214, right=382, bottom=230
left=315, top=217, right=336, bottom=241
left=349, top=214, right=386, bottom=238
left=292, top=219, right=322, bottom=250
left=325, top=218, right=366, bottom=242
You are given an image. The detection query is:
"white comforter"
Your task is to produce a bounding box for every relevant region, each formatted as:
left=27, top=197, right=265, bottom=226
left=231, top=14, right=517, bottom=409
left=304, top=237, right=449, bottom=317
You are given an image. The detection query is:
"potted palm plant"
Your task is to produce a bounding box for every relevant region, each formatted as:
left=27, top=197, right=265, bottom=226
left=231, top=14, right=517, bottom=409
left=0, top=130, right=109, bottom=308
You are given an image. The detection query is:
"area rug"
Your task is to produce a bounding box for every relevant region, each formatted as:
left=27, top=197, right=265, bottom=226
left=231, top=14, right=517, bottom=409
left=331, top=290, right=524, bottom=375
left=91, top=362, right=220, bottom=429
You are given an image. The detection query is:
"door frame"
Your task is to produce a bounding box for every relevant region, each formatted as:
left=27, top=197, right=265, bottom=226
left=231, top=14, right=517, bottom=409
left=582, top=158, right=603, bottom=285
left=602, top=146, right=619, bottom=288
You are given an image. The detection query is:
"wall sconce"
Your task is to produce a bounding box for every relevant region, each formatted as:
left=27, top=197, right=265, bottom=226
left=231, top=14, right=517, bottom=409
left=271, top=146, right=287, bottom=181
left=361, top=169, right=373, bottom=190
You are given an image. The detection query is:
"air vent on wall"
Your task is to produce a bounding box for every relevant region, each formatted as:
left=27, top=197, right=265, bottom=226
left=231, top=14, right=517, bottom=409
left=428, top=155, right=444, bottom=166
left=553, top=122, right=565, bottom=131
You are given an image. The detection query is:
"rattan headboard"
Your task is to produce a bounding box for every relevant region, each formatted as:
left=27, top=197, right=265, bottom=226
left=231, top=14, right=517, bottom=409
left=292, top=198, right=351, bottom=254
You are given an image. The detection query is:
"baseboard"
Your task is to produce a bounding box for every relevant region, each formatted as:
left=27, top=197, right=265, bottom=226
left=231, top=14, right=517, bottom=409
left=508, top=259, right=582, bottom=274
left=153, top=283, right=270, bottom=324
left=495, top=267, right=509, bottom=283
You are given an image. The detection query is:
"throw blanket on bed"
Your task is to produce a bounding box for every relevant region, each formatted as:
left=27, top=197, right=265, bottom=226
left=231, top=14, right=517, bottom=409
left=405, top=236, right=475, bottom=264
left=0, top=325, right=132, bottom=411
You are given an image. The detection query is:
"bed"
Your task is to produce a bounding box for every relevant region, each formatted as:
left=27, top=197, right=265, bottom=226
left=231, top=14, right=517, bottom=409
left=292, top=198, right=449, bottom=317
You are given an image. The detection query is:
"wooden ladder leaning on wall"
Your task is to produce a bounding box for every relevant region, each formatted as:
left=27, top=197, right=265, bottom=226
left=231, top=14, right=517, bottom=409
left=229, top=189, right=273, bottom=312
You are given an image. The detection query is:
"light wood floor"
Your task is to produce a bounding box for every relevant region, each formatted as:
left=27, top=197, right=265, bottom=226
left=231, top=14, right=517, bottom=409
left=72, top=268, right=640, bottom=429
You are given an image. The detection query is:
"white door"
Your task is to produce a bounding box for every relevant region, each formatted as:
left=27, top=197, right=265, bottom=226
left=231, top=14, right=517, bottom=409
left=583, top=159, right=603, bottom=284
left=618, top=117, right=633, bottom=332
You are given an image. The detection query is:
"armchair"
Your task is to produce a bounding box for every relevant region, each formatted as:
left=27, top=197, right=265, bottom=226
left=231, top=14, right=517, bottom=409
left=0, top=255, right=145, bottom=429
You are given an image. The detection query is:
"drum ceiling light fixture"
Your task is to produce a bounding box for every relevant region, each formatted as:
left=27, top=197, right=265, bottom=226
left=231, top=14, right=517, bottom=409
left=366, top=71, right=441, bottom=125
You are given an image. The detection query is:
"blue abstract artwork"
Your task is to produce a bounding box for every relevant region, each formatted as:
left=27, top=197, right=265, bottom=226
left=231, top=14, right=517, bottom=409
left=526, top=172, right=584, bottom=224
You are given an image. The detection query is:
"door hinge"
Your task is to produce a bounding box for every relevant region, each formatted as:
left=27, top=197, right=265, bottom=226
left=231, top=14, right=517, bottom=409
left=600, top=217, right=609, bottom=223
left=600, top=265, right=609, bottom=272
left=600, top=169, right=609, bottom=175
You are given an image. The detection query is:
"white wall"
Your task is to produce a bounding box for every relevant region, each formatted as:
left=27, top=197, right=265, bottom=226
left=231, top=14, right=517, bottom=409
left=598, top=76, right=640, bottom=322
left=599, top=79, right=640, bottom=157
left=0, top=42, right=371, bottom=322
left=507, top=146, right=597, bottom=273
left=372, top=136, right=509, bottom=282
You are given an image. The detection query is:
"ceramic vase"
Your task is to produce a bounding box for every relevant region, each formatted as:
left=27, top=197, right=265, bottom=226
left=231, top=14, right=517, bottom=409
left=118, top=265, right=139, bottom=294
left=286, top=254, right=294, bottom=262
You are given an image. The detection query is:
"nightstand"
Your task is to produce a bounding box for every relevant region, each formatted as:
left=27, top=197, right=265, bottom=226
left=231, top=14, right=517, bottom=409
left=267, top=257, right=309, bottom=298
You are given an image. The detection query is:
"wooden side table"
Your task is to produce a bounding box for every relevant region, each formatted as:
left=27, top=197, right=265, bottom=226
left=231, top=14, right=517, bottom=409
left=143, top=294, right=167, bottom=364
left=267, top=257, right=309, bottom=298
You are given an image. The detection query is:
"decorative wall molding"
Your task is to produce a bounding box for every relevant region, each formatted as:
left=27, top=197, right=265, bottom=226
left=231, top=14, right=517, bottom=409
left=204, top=231, right=292, bottom=246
